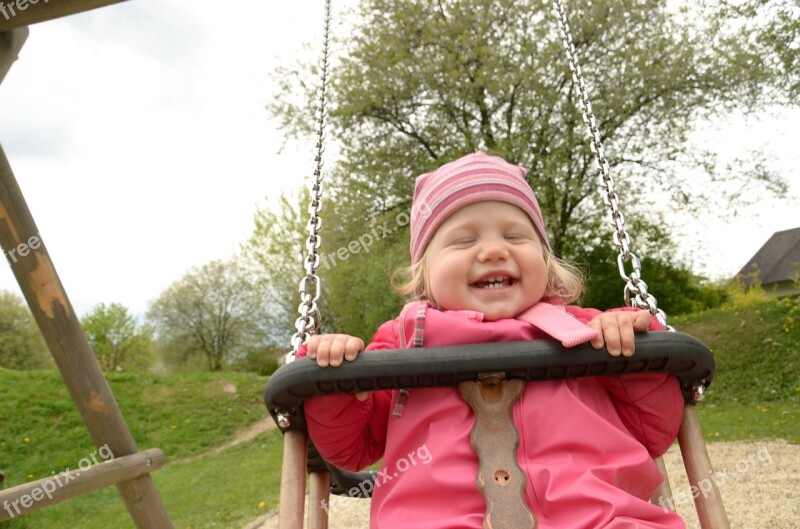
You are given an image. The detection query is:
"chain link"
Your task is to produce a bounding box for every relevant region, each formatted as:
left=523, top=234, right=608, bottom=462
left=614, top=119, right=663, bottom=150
left=288, top=0, right=333, bottom=360
left=551, top=0, right=670, bottom=330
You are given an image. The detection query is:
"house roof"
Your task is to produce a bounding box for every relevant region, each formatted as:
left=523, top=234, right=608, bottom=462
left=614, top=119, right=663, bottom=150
left=737, top=227, right=800, bottom=285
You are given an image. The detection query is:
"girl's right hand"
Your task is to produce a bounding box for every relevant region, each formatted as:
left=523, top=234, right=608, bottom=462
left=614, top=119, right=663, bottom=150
left=307, top=334, right=371, bottom=401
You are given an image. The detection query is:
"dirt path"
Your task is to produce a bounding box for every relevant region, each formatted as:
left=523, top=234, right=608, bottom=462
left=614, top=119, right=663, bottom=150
left=170, top=416, right=276, bottom=466
left=246, top=439, right=800, bottom=529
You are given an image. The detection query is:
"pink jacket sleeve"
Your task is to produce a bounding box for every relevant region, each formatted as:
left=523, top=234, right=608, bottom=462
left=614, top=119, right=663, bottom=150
left=566, top=305, right=684, bottom=458
left=299, top=320, right=399, bottom=471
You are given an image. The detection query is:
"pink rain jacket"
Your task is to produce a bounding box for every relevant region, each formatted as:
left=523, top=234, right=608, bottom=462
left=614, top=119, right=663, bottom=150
left=302, top=303, right=685, bottom=528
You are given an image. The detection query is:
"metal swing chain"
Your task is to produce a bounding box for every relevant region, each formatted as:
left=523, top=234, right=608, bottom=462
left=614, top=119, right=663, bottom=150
left=551, top=0, right=670, bottom=330
left=288, top=0, right=333, bottom=361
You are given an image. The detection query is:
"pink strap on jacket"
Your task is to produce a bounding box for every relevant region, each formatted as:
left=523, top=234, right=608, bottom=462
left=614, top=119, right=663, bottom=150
left=516, top=302, right=600, bottom=347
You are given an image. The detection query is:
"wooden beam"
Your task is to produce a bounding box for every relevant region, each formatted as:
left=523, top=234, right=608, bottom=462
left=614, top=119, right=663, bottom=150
left=308, top=471, right=331, bottom=529
left=0, top=448, right=165, bottom=522
left=678, top=405, right=730, bottom=529
left=279, top=430, right=308, bottom=529
left=0, top=144, right=174, bottom=528
left=650, top=455, right=674, bottom=508
left=0, top=27, right=28, bottom=84
left=0, top=0, right=128, bottom=32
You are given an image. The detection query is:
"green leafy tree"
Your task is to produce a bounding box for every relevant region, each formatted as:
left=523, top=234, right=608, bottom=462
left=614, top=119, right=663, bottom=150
left=242, top=189, right=317, bottom=343
left=146, top=259, right=270, bottom=372
left=0, top=290, right=51, bottom=370
left=245, top=188, right=408, bottom=339
left=720, top=0, right=799, bottom=100
left=575, top=232, right=728, bottom=316
left=81, top=303, right=152, bottom=372
left=262, top=0, right=793, bottom=338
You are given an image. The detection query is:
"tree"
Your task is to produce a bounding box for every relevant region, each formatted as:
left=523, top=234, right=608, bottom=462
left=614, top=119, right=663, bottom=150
left=243, top=187, right=408, bottom=340
left=0, top=290, right=52, bottom=370
left=720, top=0, right=800, bottom=100
left=146, top=259, right=270, bottom=372
left=273, top=0, right=789, bottom=247
left=575, top=232, right=728, bottom=316
left=81, top=303, right=152, bottom=372
left=242, top=189, right=318, bottom=342
left=263, top=0, right=794, bottom=338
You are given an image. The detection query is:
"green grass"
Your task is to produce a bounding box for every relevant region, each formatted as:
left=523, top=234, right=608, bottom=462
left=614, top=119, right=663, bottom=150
left=0, top=371, right=278, bottom=528
left=672, top=295, right=800, bottom=442
left=696, top=401, right=798, bottom=442
left=0, top=371, right=268, bottom=487
left=2, top=429, right=284, bottom=529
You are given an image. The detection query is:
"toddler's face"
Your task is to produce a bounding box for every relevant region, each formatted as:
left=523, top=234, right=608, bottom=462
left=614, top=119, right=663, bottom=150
left=424, top=201, right=548, bottom=321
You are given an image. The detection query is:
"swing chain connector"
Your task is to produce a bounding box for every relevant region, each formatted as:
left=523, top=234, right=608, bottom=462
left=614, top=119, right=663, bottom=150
left=689, top=381, right=708, bottom=402
left=288, top=0, right=333, bottom=362
left=276, top=412, right=292, bottom=429
left=553, top=0, right=672, bottom=331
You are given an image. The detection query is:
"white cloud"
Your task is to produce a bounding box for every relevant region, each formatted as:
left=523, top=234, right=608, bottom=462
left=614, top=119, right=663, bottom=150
left=0, top=0, right=328, bottom=317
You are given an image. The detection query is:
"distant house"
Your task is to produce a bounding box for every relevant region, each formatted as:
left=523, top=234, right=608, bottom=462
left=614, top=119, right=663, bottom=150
left=737, top=227, right=800, bottom=296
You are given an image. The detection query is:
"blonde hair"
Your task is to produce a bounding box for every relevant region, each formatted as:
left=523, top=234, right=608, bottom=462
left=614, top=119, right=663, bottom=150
left=392, top=245, right=584, bottom=306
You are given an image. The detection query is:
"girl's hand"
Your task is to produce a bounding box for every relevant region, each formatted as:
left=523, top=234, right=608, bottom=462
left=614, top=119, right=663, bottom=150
left=307, top=334, right=370, bottom=401
left=587, top=310, right=651, bottom=358
left=307, top=334, right=365, bottom=367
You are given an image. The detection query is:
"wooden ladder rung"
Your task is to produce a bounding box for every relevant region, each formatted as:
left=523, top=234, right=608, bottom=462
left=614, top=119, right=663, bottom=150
left=0, top=448, right=165, bottom=522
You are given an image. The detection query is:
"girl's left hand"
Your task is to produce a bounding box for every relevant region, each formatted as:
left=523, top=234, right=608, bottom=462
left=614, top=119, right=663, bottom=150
left=587, top=310, right=651, bottom=358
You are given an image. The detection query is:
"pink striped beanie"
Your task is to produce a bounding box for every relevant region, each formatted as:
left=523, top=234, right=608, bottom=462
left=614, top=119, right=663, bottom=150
left=410, top=152, right=550, bottom=263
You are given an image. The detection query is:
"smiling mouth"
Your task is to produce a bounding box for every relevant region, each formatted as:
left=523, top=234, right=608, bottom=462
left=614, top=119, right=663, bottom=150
left=472, top=275, right=516, bottom=289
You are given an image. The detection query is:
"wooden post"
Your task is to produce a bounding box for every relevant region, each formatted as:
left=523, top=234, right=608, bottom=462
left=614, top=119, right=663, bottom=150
left=0, top=448, right=165, bottom=521
left=677, top=405, right=730, bottom=529
left=0, top=0, right=129, bottom=32
left=308, top=471, right=330, bottom=529
left=0, top=27, right=28, bottom=84
left=0, top=144, right=174, bottom=528
left=279, top=430, right=308, bottom=529
left=650, top=456, right=673, bottom=508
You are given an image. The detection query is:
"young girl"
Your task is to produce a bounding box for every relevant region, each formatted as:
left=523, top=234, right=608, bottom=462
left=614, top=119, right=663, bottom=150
left=299, top=152, right=685, bottom=528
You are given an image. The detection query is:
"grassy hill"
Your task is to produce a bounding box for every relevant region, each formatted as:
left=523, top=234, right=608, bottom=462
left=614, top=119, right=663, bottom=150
left=0, top=372, right=281, bottom=528
left=0, top=296, right=797, bottom=528
left=671, top=295, right=799, bottom=442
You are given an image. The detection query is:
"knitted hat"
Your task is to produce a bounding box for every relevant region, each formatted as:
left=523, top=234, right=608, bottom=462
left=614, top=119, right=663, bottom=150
left=410, top=152, right=550, bottom=263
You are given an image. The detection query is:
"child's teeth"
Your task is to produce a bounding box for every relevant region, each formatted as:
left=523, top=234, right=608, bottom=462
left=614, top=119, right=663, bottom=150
left=480, top=277, right=510, bottom=288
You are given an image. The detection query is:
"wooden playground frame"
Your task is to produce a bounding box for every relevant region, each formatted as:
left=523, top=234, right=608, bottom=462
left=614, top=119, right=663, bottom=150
left=1, top=2, right=173, bottom=526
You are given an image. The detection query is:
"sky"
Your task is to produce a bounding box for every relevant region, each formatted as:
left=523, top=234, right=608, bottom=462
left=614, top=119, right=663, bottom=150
left=0, top=0, right=798, bottom=321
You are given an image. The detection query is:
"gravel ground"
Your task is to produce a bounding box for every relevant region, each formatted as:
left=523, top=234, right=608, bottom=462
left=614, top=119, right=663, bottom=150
left=247, top=439, right=799, bottom=529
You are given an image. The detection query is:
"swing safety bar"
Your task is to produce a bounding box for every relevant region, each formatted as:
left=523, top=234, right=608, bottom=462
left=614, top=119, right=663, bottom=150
left=264, top=332, right=730, bottom=529
left=265, top=332, right=713, bottom=432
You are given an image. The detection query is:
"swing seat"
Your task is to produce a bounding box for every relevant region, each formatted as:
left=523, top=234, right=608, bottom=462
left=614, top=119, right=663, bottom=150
left=264, top=332, right=730, bottom=529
